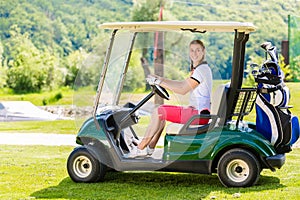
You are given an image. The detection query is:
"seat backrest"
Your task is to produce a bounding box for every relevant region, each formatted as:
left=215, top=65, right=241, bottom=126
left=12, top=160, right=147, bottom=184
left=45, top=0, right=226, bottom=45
left=210, top=83, right=229, bottom=121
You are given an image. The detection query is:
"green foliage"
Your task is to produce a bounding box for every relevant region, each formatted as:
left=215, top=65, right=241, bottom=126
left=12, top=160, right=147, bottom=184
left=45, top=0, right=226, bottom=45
left=132, top=0, right=160, bottom=21
left=63, top=49, right=89, bottom=87
left=0, top=65, right=7, bottom=88
left=0, top=0, right=131, bottom=93
left=278, top=55, right=292, bottom=82
left=42, top=91, right=63, bottom=105
left=123, top=50, right=145, bottom=91
left=289, top=55, right=300, bottom=81
left=0, top=0, right=299, bottom=94
left=289, top=15, right=300, bottom=81
left=3, top=26, right=59, bottom=93
left=0, top=38, right=7, bottom=89
left=131, top=0, right=174, bottom=21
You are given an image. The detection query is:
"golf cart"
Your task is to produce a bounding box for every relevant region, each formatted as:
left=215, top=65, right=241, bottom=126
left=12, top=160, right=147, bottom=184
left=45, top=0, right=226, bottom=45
left=67, top=21, right=299, bottom=187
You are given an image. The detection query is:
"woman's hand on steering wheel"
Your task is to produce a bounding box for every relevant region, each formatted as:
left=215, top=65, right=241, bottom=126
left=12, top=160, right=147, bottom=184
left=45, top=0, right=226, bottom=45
left=146, top=75, right=169, bottom=100
left=146, top=75, right=162, bottom=85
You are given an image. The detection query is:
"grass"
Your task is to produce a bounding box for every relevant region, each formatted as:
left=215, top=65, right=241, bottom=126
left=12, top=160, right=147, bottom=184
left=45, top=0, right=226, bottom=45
left=0, top=87, right=75, bottom=106
left=286, top=82, right=300, bottom=114
left=0, top=145, right=299, bottom=200
left=0, top=120, right=79, bottom=134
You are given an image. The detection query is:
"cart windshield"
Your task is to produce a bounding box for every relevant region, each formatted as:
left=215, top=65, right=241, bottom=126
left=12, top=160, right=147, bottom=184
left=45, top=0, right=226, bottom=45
left=97, top=30, right=234, bottom=108
left=98, top=32, right=134, bottom=107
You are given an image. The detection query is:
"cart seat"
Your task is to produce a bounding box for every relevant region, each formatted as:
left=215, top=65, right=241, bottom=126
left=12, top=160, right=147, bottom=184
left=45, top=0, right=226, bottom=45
left=166, top=83, right=229, bottom=135
left=166, top=122, right=203, bottom=135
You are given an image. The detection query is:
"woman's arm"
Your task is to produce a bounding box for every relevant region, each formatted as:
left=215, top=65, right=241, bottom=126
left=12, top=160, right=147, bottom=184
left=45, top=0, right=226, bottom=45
left=159, top=77, right=199, bottom=95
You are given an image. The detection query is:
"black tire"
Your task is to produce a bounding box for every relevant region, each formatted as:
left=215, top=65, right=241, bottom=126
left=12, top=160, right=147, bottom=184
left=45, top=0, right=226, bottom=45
left=67, top=146, right=106, bottom=183
left=217, top=148, right=261, bottom=187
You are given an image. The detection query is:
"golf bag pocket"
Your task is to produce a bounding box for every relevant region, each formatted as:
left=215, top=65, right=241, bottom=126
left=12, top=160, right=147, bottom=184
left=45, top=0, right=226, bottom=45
left=291, top=115, right=300, bottom=145
left=276, top=108, right=292, bottom=147
left=255, top=94, right=294, bottom=153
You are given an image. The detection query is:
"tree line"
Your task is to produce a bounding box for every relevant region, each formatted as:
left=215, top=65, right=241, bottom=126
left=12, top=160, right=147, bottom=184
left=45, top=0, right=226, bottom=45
left=0, top=0, right=299, bottom=93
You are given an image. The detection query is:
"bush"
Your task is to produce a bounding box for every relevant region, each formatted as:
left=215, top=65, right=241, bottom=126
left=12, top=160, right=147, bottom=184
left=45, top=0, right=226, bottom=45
left=7, top=65, right=49, bottom=93
left=4, top=27, right=60, bottom=93
left=42, top=92, right=63, bottom=105
left=290, top=55, right=300, bottom=82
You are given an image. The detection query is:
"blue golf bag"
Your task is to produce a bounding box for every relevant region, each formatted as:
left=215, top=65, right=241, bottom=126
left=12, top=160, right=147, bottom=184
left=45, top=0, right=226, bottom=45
left=255, top=43, right=299, bottom=153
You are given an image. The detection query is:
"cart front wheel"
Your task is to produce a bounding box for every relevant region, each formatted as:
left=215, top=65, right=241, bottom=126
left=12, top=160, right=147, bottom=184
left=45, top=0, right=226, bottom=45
left=67, top=146, right=106, bottom=183
left=217, top=148, right=261, bottom=187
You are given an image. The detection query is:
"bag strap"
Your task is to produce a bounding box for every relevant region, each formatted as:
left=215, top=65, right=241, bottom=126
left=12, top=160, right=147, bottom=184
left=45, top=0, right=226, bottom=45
left=255, top=73, right=281, bottom=85
left=258, top=84, right=282, bottom=94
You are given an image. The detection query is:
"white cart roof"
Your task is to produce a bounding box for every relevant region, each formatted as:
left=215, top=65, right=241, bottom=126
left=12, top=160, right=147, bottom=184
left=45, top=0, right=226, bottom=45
left=99, top=21, right=256, bottom=33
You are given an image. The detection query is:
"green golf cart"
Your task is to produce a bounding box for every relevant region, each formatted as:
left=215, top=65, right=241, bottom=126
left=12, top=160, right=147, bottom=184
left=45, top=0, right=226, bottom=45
left=67, top=21, right=294, bottom=187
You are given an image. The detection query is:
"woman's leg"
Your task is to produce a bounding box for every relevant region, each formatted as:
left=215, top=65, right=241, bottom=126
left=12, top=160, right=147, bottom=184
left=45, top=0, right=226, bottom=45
left=137, top=105, right=181, bottom=150
left=138, top=107, right=165, bottom=150
left=148, top=119, right=165, bottom=148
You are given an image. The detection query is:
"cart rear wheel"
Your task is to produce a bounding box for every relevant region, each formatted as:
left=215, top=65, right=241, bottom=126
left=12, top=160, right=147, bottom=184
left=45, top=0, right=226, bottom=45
left=217, top=148, right=261, bottom=187
left=67, top=146, right=106, bottom=182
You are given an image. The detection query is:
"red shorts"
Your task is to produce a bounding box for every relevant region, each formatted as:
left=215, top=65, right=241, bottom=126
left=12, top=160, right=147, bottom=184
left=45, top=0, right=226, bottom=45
left=157, top=105, right=210, bottom=125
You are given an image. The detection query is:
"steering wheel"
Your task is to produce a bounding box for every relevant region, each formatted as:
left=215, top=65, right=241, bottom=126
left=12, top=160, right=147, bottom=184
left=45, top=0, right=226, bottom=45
left=151, top=84, right=170, bottom=100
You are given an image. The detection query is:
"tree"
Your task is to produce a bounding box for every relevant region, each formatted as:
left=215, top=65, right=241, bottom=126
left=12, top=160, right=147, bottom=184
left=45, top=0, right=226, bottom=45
left=4, top=26, right=59, bottom=93
left=63, top=48, right=97, bottom=88
left=131, top=0, right=170, bottom=90
left=0, top=40, right=6, bottom=88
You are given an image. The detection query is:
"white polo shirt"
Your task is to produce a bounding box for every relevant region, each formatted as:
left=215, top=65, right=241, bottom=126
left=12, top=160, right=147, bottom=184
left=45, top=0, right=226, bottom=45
left=189, top=62, right=212, bottom=112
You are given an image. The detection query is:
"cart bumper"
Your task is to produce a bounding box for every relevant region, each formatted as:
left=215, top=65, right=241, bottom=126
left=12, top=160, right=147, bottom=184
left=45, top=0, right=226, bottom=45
left=266, top=154, right=285, bottom=169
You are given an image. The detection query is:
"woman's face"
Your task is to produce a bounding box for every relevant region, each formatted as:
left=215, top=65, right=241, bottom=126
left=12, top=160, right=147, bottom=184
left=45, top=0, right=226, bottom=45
left=189, top=43, right=205, bottom=66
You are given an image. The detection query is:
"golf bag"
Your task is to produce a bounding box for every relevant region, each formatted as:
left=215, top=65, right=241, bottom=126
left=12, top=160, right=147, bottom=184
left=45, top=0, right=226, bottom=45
left=255, top=42, right=299, bottom=153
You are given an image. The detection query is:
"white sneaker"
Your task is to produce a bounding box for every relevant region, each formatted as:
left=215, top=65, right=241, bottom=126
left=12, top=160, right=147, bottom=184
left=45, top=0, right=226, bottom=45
left=126, top=146, right=147, bottom=158
left=131, top=137, right=140, bottom=145
left=147, top=146, right=155, bottom=156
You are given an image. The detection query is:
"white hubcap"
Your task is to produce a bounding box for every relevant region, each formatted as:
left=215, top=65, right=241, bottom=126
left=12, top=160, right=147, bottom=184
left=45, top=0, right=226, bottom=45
left=73, top=155, right=92, bottom=178
left=226, top=159, right=249, bottom=182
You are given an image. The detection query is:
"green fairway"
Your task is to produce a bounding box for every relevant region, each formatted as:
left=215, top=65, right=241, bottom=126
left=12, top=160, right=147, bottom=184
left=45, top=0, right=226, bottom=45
left=0, top=120, right=78, bottom=134
left=0, top=87, right=75, bottom=106
left=0, top=145, right=299, bottom=200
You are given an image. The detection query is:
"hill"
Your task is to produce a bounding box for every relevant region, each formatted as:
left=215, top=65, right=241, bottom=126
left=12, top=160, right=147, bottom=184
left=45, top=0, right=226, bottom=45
left=0, top=0, right=299, bottom=92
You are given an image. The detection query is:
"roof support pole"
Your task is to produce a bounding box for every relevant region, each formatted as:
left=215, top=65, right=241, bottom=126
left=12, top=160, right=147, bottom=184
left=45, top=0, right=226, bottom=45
left=226, top=31, right=249, bottom=121
left=93, top=29, right=118, bottom=129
